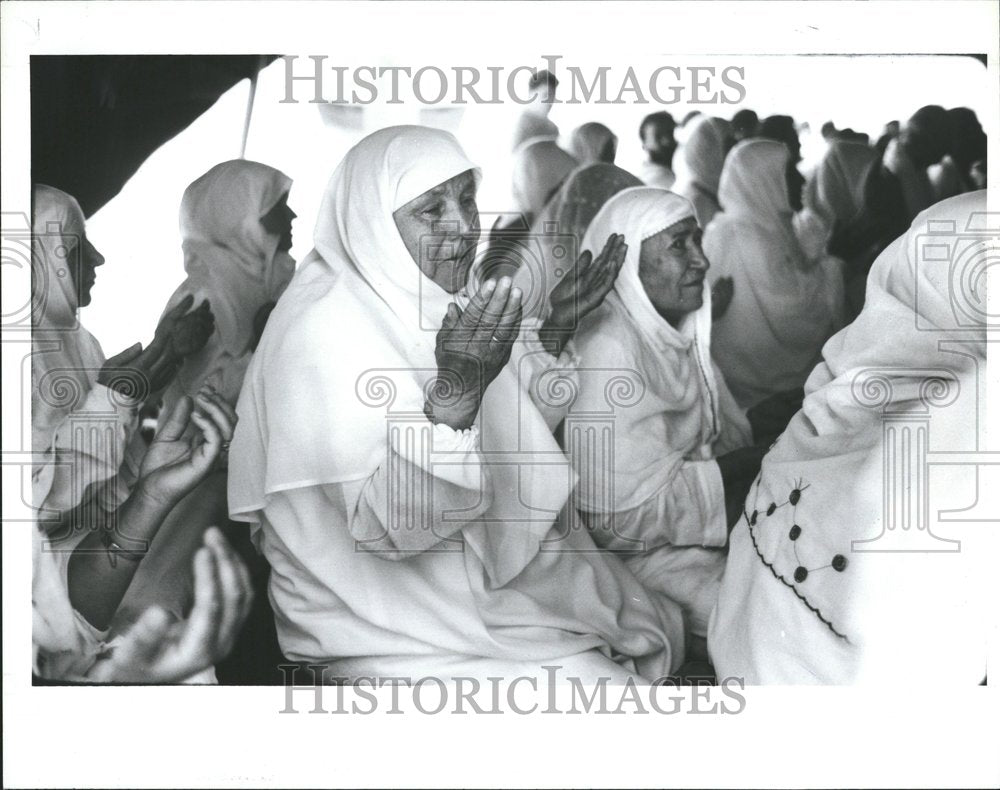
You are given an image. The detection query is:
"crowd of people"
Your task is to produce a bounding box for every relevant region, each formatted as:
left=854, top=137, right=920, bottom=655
left=31, top=68, right=989, bottom=685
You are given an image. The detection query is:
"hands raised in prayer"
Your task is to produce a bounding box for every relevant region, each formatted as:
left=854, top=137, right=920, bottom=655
left=711, top=276, right=734, bottom=321
left=86, top=527, right=253, bottom=683
left=540, top=233, right=627, bottom=356
left=137, top=386, right=237, bottom=508
left=425, top=277, right=523, bottom=431
left=97, top=295, right=215, bottom=400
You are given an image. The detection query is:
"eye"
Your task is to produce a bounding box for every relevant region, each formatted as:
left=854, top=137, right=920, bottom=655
left=421, top=202, right=443, bottom=218
left=669, top=235, right=686, bottom=251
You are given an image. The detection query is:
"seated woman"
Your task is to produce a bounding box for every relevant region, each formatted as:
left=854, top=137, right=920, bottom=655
left=511, top=162, right=642, bottom=319
left=570, top=187, right=762, bottom=641
left=678, top=116, right=733, bottom=229
left=228, top=125, right=687, bottom=682
left=704, top=140, right=847, bottom=411
left=160, top=160, right=297, bottom=414
left=708, top=191, right=989, bottom=684
left=568, top=122, right=618, bottom=166
left=112, top=160, right=296, bottom=631
left=31, top=185, right=214, bottom=519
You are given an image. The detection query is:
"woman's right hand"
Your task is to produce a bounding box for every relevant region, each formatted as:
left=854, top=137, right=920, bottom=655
left=425, top=277, right=523, bottom=431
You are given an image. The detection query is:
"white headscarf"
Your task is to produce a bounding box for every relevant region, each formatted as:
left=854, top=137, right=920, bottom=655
left=31, top=185, right=107, bottom=450
left=229, top=126, right=571, bottom=587
left=705, top=139, right=846, bottom=409
left=511, top=136, right=579, bottom=220
left=709, top=191, right=991, bottom=683
left=576, top=187, right=735, bottom=510
left=160, top=160, right=295, bottom=397
left=679, top=117, right=731, bottom=227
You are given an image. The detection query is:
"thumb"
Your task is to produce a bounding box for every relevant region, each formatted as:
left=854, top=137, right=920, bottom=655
left=156, top=395, right=194, bottom=442
left=442, top=303, right=461, bottom=330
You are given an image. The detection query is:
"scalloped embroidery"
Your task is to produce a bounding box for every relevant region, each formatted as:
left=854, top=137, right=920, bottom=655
left=744, top=475, right=851, bottom=643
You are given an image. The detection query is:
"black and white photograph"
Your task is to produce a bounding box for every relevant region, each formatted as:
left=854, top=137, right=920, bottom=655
left=3, top=1, right=998, bottom=787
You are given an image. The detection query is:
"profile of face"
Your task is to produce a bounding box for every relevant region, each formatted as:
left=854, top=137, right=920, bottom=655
left=66, top=233, right=106, bottom=307
left=637, top=216, right=709, bottom=327
left=261, top=192, right=297, bottom=252
left=393, top=169, right=481, bottom=294
left=642, top=120, right=678, bottom=165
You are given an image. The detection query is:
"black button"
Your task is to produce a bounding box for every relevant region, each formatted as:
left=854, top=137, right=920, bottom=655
left=789, top=489, right=801, bottom=506
left=832, top=554, right=848, bottom=572
left=793, top=566, right=808, bottom=583
left=789, top=525, right=801, bottom=541
left=767, top=502, right=776, bottom=516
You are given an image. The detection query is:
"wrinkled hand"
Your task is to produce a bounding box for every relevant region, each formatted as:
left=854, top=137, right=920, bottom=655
left=747, top=387, right=804, bottom=446
left=137, top=387, right=237, bottom=507
left=546, top=233, right=626, bottom=331
left=712, top=276, right=734, bottom=321
left=717, top=445, right=768, bottom=529
left=426, top=277, right=523, bottom=431
left=87, top=527, right=253, bottom=683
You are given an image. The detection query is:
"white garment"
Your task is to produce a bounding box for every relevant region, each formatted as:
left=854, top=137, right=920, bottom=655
left=678, top=117, right=731, bottom=228
left=228, top=126, right=685, bottom=680
left=709, top=191, right=992, bottom=684
left=568, top=122, right=618, bottom=166
left=638, top=160, right=676, bottom=191
left=511, top=136, right=579, bottom=221
left=705, top=140, right=846, bottom=410
left=160, top=160, right=295, bottom=411
left=573, top=187, right=753, bottom=637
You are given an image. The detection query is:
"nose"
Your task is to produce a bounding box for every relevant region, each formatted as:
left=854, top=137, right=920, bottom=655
left=690, top=242, right=709, bottom=272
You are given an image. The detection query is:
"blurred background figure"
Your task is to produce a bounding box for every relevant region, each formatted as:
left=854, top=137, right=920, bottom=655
left=929, top=107, right=987, bottom=200
left=511, top=137, right=578, bottom=226
left=512, top=68, right=560, bottom=151
left=637, top=111, right=678, bottom=189
left=731, top=108, right=761, bottom=142
left=678, top=116, right=734, bottom=228
left=706, top=139, right=846, bottom=410
left=568, top=121, right=619, bottom=165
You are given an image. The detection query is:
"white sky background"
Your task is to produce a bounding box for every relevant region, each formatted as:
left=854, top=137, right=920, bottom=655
left=84, top=54, right=989, bottom=354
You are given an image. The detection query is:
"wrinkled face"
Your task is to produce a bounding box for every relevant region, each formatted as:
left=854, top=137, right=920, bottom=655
left=261, top=192, right=297, bottom=252
left=642, top=121, right=677, bottom=162
left=65, top=233, right=105, bottom=307
left=393, top=169, right=480, bottom=295
left=638, top=217, right=709, bottom=326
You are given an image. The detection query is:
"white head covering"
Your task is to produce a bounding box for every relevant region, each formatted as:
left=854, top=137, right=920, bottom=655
left=229, top=126, right=570, bottom=587
left=31, top=185, right=107, bottom=449
left=576, top=187, right=729, bottom=509
left=705, top=139, right=845, bottom=408
left=511, top=136, right=579, bottom=220
left=161, top=160, right=294, bottom=395
left=679, top=116, right=732, bottom=227
left=709, top=191, right=991, bottom=683
left=804, top=140, right=877, bottom=229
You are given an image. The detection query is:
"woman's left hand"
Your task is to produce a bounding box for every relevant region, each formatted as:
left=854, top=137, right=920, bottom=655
left=137, top=387, right=237, bottom=507
left=540, top=233, right=626, bottom=355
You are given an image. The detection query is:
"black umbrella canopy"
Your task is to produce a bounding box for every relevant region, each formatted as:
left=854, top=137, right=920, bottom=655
left=31, top=55, right=278, bottom=217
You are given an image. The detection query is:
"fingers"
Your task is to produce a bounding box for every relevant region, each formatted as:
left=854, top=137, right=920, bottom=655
left=175, top=544, right=223, bottom=666
left=193, top=387, right=237, bottom=443
left=459, top=278, right=498, bottom=334
left=491, top=286, right=523, bottom=344
left=471, top=277, right=513, bottom=345
left=159, top=293, right=195, bottom=327
left=189, top=409, right=223, bottom=468
left=108, top=606, right=173, bottom=681
left=204, top=527, right=252, bottom=655
left=156, top=395, right=194, bottom=442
